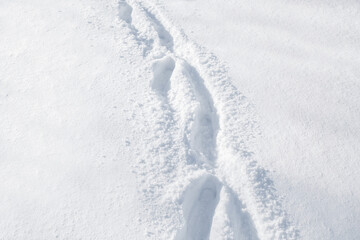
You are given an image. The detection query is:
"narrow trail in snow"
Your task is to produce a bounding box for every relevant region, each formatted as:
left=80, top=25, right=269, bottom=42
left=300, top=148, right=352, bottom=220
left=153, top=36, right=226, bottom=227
left=171, top=59, right=219, bottom=168
left=118, top=0, right=298, bottom=239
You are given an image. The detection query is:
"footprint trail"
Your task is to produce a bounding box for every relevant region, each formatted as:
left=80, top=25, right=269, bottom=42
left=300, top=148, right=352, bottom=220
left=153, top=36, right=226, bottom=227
left=118, top=0, right=299, bottom=239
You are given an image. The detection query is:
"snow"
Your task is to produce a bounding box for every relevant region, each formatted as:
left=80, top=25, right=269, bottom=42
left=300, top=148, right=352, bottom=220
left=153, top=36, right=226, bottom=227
left=158, top=0, right=360, bottom=239
left=1, top=0, right=359, bottom=239
left=0, top=0, right=145, bottom=238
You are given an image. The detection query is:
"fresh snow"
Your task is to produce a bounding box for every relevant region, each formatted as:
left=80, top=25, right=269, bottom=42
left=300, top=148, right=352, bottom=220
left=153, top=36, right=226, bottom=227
left=1, top=0, right=359, bottom=239
left=158, top=0, right=360, bottom=239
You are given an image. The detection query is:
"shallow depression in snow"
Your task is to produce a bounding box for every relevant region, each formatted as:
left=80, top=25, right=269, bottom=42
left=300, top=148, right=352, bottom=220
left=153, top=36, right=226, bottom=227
left=177, top=175, right=222, bottom=240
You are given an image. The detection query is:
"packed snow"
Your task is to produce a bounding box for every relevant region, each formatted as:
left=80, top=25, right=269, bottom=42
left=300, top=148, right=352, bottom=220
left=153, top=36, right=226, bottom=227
left=1, top=0, right=359, bottom=239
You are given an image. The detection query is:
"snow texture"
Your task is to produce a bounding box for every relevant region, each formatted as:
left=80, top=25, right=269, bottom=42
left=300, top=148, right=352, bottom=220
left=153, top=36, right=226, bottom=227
left=1, top=0, right=359, bottom=239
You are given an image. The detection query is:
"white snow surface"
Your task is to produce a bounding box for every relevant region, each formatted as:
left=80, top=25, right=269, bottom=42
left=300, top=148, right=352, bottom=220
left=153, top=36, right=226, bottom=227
left=1, top=0, right=359, bottom=239
left=157, top=0, right=360, bottom=239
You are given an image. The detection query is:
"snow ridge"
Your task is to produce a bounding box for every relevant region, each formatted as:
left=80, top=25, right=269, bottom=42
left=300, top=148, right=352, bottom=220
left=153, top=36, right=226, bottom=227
left=118, top=0, right=299, bottom=239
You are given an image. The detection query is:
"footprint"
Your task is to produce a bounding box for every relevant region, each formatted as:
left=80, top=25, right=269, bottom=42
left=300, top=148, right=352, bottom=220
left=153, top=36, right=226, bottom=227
left=170, top=59, right=219, bottom=167
left=143, top=8, right=174, bottom=51
left=118, top=1, right=133, bottom=23
left=181, top=61, right=219, bottom=166
left=151, top=56, right=175, bottom=95
left=177, top=174, right=222, bottom=240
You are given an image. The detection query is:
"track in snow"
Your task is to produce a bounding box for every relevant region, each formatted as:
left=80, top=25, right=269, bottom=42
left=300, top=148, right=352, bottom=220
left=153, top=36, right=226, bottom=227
left=170, top=59, right=219, bottom=168
left=118, top=1, right=132, bottom=24
left=118, top=0, right=298, bottom=239
left=143, top=8, right=174, bottom=52
left=177, top=174, right=222, bottom=240
left=151, top=56, right=175, bottom=94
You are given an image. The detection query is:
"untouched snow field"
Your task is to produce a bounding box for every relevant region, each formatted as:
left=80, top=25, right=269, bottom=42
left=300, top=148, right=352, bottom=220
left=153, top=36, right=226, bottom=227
left=1, top=0, right=359, bottom=239
left=0, top=0, right=147, bottom=238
